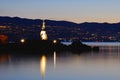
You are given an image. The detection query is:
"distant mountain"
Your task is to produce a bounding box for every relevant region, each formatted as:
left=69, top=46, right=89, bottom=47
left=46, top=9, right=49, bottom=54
left=0, top=16, right=120, bottom=42
left=0, top=16, right=77, bottom=27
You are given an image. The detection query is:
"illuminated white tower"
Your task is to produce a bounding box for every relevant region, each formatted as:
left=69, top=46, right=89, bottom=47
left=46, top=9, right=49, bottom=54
left=40, top=20, right=48, bottom=40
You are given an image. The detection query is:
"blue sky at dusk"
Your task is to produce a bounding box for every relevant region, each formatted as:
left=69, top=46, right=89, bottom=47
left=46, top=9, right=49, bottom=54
left=0, top=0, right=120, bottom=23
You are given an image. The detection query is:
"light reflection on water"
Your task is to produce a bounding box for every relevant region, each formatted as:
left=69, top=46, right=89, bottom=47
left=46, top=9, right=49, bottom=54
left=40, top=55, right=47, bottom=80
left=0, top=45, right=120, bottom=80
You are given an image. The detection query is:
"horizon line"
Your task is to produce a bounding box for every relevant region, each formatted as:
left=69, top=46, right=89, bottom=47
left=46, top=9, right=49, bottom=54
left=0, top=16, right=120, bottom=24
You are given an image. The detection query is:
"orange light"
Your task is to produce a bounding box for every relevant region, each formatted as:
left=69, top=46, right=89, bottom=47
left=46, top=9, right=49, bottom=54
left=20, top=38, right=25, bottom=43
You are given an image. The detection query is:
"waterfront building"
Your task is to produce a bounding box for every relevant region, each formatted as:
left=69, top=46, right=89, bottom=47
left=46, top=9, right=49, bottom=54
left=40, top=20, right=48, bottom=40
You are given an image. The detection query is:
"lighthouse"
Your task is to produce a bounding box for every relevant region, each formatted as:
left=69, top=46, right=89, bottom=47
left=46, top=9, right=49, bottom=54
left=40, top=20, right=48, bottom=40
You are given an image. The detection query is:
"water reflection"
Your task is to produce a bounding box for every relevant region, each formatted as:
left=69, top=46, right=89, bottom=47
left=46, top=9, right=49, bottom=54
left=40, top=55, right=47, bottom=80
left=54, top=51, right=56, bottom=68
left=40, top=51, right=57, bottom=80
left=0, top=54, right=11, bottom=64
left=0, top=46, right=120, bottom=80
left=99, top=46, right=120, bottom=57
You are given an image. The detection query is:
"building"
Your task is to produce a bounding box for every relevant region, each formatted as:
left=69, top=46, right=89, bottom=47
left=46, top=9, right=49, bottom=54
left=40, top=20, right=48, bottom=40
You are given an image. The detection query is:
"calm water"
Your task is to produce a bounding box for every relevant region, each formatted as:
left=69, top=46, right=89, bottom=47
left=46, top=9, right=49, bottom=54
left=0, top=43, right=120, bottom=80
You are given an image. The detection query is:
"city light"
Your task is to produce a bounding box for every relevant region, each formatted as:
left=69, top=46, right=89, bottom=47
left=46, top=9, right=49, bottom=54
left=40, top=31, right=48, bottom=40
left=20, top=38, right=25, bottom=43
left=53, top=40, right=57, bottom=44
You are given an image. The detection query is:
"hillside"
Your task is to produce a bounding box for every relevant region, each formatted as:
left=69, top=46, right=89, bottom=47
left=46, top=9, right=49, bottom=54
left=0, top=16, right=120, bottom=42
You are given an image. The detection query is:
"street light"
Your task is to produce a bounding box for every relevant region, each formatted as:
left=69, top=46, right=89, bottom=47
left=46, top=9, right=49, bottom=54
left=20, top=38, right=25, bottom=43
left=53, top=40, right=57, bottom=44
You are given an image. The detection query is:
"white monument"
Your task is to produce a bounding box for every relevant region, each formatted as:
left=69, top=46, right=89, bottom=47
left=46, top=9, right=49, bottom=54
left=40, top=20, right=48, bottom=40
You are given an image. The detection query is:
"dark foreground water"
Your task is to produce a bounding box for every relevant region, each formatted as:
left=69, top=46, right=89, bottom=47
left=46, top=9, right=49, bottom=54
left=0, top=43, right=120, bottom=80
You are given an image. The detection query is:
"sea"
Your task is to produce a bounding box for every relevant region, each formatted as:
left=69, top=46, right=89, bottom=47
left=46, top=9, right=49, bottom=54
left=0, top=42, right=120, bottom=80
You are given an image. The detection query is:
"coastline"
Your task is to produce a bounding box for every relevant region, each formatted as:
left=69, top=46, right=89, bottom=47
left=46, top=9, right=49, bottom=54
left=0, top=40, right=99, bottom=53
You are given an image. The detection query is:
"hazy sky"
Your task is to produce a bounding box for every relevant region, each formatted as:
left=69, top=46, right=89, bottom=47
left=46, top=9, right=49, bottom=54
left=0, top=0, right=120, bottom=23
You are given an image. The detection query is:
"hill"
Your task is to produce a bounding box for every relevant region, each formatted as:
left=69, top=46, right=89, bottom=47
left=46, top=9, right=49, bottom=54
left=0, top=16, right=120, bottom=42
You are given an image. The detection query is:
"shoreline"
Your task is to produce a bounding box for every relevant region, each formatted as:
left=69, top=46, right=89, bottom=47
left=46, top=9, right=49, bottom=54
left=0, top=40, right=99, bottom=53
